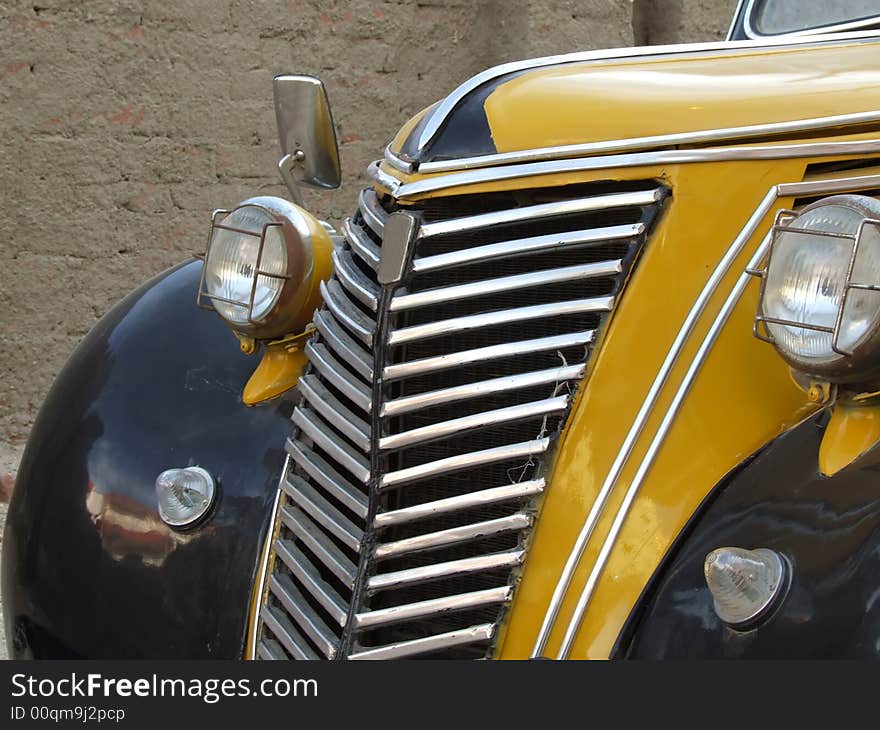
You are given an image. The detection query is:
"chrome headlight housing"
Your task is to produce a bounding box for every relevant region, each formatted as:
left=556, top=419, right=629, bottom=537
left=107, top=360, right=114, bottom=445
left=198, top=196, right=331, bottom=340
left=755, top=194, right=880, bottom=383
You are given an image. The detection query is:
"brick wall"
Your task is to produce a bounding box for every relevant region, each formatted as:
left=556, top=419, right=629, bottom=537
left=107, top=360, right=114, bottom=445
left=0, top=0, right=735, bottom=452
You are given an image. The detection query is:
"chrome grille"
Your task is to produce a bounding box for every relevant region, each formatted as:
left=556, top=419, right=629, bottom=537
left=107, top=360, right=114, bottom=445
left=256, top=178, right=666, bottom=660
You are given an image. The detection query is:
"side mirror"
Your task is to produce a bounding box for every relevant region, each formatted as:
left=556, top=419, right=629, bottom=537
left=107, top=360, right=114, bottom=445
left=273, top=75, right=341, bottom=201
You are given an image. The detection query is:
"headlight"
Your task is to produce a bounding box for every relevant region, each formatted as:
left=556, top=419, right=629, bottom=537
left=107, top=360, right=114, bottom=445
left=756, top=194, right=880, bottom=383
left=198, top=196, right=331, bottom=340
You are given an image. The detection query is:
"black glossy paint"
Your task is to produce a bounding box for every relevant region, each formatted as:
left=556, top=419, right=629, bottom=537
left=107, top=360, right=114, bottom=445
left=617, top=411, right=880, bottom=658
left=397, top=74, right=535, bottom=164
left=1, top=260, right=294, bottom=658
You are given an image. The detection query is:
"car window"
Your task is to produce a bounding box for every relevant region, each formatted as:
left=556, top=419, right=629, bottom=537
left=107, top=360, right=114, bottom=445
left=750, top=0, right=880, bottom=35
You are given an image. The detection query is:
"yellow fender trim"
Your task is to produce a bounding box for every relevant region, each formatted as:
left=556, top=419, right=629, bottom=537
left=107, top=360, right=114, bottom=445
left=819, top=401, right=880, bottom=476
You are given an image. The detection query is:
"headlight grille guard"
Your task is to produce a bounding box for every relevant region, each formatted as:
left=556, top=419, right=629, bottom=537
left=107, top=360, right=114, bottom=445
left=748, top=207, right=880, bottom=358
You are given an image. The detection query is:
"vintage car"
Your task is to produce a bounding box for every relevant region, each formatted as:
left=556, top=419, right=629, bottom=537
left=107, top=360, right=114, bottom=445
left=6, top=0, right=880, bottom=660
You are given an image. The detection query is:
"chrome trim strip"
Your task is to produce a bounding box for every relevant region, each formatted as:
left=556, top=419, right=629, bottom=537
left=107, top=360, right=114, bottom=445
left=313, top=310, right=373, bottom=382
left=303, top=341, right=372, bottom=413
left=557, top=231, right=773, bottom=658
left=380, top=438, right=550, bottom=489
left=260, top=605, right=318, bottom=660
left=391, top=261, right=623, bottom=312
left=367, top=160, right=402, bottom=196
left=374, top=513, right=532, bottom=560
left=388, top=296, right=614, bottom=345
left=342, top=217, right=381, bottom=269
left=354, top=586, right=512, bottom=630
left=540, top=171, right=880, bottom=658
left=298, top=374, right=371, bottom=451
left=286, top=440, right=369, bottom=518
left=415, top=33, right=880, bottom=154
left=359, top=188, right=387, bottom=236
left=282, top=474, right=363, bottom=552
left=742, top=0, right=880, bottom=40
left=347, top=623, right=495, bottom=660
left=332, top=248, right=379, bottom=311
left=320, top=279, right=375, bottom=346
left=373, top=480, right=545, bottom=528
left=368, top=550, right=526, bottom=592
left=418, top=112, right=880, bottom=174
left=419, top=189, right=662, bottom=238
left=383, top=330, right=594, bottom=381
left=727, top=0, right=749, bottom=40
left=412, top=225, right=643, bottom=273
left=292, top=407, right=371, bottom=484
left=384, top=144, right=414, bottom=174
left=279, top=505, right=357, bottom=588
left=529, top=185, right=781, bottom=658
left=274, top=539, right=349, bottom=626
left=379, top=395, right=569, bottom=451
left=381, top=365, right=584, bottom=418
left=269, top=573, right=338, bottom=658
left=377, top=139, right=880, bottom=199
left=247, top=460, right=285, bottom=660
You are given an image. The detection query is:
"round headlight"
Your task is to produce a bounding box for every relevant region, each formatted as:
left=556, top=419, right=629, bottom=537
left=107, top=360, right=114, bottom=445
left=202, top=196, right=332, bottom=339
left=760, top=194, right=880, bottom=382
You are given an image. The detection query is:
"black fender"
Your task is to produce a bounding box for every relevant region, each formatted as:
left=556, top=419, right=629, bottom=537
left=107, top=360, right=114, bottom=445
left=1, top=260, right=293, bottom=658
left=615, top=411, right=880, bottom=658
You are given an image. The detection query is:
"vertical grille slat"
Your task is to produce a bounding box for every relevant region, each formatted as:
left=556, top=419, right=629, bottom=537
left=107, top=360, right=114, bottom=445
left=256, top=177, right=666, bottom=660
left=279, top=505, right=358, bottom=588
left=274, top=539, right=349, bottom=626
left=312, top=311, right=374, bottom=381
left=285, top=440, right=369, bottom=518
left=281, top=474, right=364, bottom=552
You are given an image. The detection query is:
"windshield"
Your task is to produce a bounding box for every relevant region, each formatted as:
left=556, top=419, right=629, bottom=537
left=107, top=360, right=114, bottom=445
left=749, top=0, right=880, bottom=35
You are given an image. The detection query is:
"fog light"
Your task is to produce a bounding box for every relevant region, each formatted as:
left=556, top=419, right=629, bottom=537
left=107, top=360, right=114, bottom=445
left=155, top=466, right=216, bottom=528
left=704, top=547, right=787, bottom=627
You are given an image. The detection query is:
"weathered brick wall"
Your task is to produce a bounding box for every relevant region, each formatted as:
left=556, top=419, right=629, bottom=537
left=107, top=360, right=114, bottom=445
left=0, top=0, right=735, bottom=454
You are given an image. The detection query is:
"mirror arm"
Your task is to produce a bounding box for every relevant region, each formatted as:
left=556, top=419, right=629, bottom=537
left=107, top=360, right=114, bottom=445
left=278, top=151, right=306, bottom=207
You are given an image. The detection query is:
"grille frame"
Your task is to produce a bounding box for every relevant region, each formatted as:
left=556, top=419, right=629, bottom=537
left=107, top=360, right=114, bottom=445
left=254, top=178, right=668, bottom=660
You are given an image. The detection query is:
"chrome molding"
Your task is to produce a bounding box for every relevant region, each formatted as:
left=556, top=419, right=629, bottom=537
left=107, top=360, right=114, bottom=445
left=412, top=225, right=643, bottom=273
left=372, top=480, right=544, bottom=528
left=380, top=438, right=551, bottom=490
left=418, top=111, right=880, bottom=174
left=378, top=395, right=570, bottom=451
left=354, top=586, right=512, bottom=630
left=247, top=463, right=285, bottom=660
left=286, top=440, right=369, bottom=518
left=374, top=139, right=880, bottom=199
left=368, top=550, right=525, bottom=592
left=381, top=365, right=584, bottom=418
left=419, top=189, right=662, bottom=236
left=384, top=144, right=414, bottom=174
left=303, top=341, right=372, bottom=412
left=312, top=310, right=373, bottom=381
left=374, top=513, right=532, bottom=560
left=741, top=0, right=880, bottom=40
left=391, top=262, right=622, bottom=312
left=726, top=0, right=749, bottom=41
left=388, top=297, right=614, bottom=346
left=533, top=171, right=880, bottom=658
left=383, top=331, right=595, bottom=381
left=414, top=32, right=880, bottom=154
left=348, top=624, right=496, bottom=660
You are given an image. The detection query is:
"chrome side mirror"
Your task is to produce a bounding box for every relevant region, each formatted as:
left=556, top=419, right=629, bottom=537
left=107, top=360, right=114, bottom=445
left=273, top=75, right=341, bottom=203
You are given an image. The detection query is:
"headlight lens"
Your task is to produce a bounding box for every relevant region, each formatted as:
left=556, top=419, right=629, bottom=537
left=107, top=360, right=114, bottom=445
left=205, top=205, right=288, bottom=326
left=759, top=194, right=880, bottom=380
left=200, top=196, right=332, bottom=339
